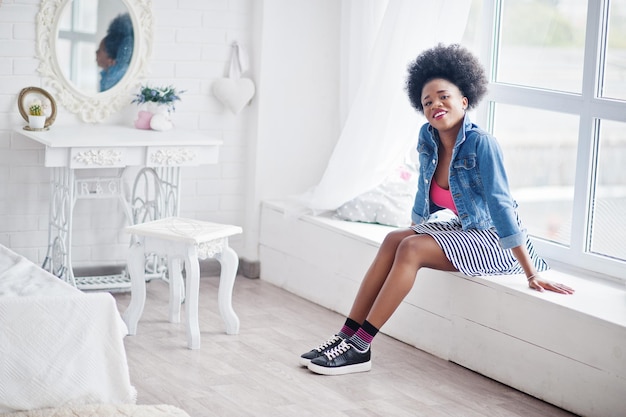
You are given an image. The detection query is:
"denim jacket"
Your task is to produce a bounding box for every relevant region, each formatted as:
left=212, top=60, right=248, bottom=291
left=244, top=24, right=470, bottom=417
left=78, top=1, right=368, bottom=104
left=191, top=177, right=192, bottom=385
left=411, top=114, right=525, bottom=249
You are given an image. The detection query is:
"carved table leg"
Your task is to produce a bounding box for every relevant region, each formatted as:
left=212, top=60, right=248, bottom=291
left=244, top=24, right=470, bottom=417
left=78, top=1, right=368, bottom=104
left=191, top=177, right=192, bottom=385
left=123, top=237, right=147, bottom=335
left=216, top=242, right=240, bottom=335
left=167, top=255, right=184, bottom=323
left=184, top=245, right=201, bottom=349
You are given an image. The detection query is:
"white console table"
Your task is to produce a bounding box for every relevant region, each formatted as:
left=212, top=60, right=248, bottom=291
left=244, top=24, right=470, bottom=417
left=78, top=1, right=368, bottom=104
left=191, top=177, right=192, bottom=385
left=14, top=125, right=223, bottom=291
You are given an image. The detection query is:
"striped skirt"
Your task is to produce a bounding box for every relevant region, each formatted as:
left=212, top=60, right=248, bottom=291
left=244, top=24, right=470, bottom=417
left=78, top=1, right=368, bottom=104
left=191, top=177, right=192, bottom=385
left=411, top=217, right=549, bottom=277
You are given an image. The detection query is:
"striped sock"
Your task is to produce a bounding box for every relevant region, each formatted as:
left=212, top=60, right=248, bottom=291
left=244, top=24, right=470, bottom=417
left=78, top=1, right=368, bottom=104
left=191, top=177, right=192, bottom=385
left=337, top=317, right=361, bottom=339
left=348, top=320, right=379, bottom=351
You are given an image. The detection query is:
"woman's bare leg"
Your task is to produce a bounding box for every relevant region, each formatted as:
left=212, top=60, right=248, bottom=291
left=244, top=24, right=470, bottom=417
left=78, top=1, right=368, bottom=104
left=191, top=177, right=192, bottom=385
left=347, top=229, right=416, bottom=323
left=365, top=234, right=456, bottom=329
left=348, top=229, right=415, bottom=323
left=304, top=232, right=457, bottom=374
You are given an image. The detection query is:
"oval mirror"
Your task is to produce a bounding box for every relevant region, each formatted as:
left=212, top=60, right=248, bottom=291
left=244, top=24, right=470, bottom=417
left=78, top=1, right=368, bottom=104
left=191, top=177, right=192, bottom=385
left=36, top=0, right=153, bottom=123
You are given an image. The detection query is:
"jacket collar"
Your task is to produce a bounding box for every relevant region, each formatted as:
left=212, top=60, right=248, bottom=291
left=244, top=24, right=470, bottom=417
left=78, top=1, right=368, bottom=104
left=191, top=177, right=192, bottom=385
left=426, top=112, right=472, bottom=148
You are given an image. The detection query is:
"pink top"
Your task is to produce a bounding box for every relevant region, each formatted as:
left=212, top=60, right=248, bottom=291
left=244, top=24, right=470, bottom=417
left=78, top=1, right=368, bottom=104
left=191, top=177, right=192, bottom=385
left=430, top=181, right=458, bottom=215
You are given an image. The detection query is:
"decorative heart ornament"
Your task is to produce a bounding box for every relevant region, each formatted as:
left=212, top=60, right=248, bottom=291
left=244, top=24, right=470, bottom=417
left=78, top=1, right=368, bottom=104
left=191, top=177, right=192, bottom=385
left=212, top=42, right=255, bottom=115
left=212, top=78, right=255, bottom=115
left=150, top=113, right=173, bottom=131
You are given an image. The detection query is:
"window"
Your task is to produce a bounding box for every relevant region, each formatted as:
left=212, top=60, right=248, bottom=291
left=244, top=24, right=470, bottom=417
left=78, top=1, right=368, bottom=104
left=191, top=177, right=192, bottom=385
left=335, top=1, right=624, bottom=280
left=465, top=0, right=626, bottom=280
left=591, top=119, right=626, bottom=261
left=492, top=104, right=579, bottom=247
left=57, top=0, right=99, bottom=91
left=602, top=0, right=626, bottom=100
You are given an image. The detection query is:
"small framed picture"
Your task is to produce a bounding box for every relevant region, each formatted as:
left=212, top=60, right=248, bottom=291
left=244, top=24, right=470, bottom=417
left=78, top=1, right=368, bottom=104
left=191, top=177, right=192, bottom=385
left=18, top=86, right=57, bottom=129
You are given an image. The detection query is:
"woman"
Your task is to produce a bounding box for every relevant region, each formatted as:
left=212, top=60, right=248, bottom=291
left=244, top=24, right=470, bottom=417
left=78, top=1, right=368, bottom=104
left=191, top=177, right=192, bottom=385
left=301, top=44, right=575, bottom=376
left=96, top=13, right=134, bottom=91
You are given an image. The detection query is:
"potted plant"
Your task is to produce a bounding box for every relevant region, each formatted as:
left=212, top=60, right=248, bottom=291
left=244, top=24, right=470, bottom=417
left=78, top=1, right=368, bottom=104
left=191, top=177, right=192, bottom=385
left=131, top=85, right=185, bottom=130
left=28, top=101, right=47, bottom=129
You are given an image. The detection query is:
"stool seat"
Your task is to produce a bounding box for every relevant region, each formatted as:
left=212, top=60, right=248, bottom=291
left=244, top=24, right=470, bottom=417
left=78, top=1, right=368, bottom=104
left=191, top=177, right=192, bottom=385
left=122, top=217, right=242, bottom=349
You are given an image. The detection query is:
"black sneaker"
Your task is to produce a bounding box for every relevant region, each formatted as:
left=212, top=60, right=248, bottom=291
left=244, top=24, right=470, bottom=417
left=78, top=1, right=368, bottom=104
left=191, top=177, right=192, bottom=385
left=299, top=335, right=343, bottom=366
left=307, top=340, right=371, bottom=375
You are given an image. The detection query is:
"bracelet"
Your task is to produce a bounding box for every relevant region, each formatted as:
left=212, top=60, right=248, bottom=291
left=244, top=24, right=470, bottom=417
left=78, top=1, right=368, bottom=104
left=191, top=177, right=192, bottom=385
left=527, top=273, right=538, bottom=282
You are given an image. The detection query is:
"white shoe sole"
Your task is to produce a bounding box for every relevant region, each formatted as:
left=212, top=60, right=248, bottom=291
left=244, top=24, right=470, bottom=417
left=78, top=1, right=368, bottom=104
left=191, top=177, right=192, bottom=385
left=299, top=356, right=312, bottom=367
left=307, top=360, right=371, bottom=376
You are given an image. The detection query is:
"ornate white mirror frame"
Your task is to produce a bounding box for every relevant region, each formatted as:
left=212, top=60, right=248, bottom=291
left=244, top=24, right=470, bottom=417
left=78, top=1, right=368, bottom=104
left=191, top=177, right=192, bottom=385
left=36, top=0, right=153, bottom=123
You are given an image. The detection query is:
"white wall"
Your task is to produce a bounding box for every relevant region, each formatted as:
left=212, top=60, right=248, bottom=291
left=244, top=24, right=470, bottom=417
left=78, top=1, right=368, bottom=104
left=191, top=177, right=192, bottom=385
left=0, top=0, right=341, bottom=270
left=244, top=0, right=340, bottom=260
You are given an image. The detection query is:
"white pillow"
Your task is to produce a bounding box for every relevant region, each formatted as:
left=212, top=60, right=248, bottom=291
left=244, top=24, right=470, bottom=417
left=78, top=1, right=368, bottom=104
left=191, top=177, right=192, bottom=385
left=335, top=164, right=418, bottom=227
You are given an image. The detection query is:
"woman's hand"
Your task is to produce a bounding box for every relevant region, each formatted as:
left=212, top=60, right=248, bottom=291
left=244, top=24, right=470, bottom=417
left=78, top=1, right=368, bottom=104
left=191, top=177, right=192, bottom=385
left=511, top=246, right=575, bottom=294
left=528, top=275, right=575, bottom=294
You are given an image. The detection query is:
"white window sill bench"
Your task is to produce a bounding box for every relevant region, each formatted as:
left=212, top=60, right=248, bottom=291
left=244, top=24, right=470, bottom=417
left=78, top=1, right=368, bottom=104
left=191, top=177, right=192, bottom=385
left=259, top=200, right=626, bottom=417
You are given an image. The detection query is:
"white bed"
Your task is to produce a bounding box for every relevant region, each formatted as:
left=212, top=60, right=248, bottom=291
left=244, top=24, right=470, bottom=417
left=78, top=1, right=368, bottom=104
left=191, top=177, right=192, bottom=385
left=0, top=245, right=136, bottom=413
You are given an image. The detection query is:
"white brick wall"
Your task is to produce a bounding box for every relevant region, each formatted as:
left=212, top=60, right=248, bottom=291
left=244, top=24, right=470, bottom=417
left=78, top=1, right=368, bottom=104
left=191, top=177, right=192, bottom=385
left=0, top=0, right=253, bottom=268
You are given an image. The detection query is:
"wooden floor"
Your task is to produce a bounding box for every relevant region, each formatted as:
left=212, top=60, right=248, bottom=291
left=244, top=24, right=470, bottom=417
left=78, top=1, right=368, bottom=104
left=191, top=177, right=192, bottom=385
left=112, top=275, right=579, bottom=417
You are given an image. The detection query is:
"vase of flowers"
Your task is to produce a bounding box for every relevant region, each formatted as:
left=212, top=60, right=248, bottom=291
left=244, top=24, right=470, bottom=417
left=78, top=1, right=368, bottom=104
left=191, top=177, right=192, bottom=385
left=28, top=101, right=47, bottom=129
left=131, top=85, right=185, bottom=131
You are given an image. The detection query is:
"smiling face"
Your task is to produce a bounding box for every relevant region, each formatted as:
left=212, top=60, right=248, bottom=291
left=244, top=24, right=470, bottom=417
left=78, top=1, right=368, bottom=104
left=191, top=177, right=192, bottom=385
left=421, top=78, right=468, bottom=138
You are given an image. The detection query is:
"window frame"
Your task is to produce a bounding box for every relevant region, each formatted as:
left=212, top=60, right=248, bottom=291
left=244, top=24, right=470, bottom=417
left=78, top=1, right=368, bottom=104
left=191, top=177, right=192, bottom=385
left=476, top=0, right=626, bottom=282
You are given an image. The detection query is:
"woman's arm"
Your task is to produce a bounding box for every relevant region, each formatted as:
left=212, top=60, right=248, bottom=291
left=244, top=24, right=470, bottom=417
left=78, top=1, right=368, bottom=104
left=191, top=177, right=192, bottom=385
left=511, top=246, right=575, bottom=294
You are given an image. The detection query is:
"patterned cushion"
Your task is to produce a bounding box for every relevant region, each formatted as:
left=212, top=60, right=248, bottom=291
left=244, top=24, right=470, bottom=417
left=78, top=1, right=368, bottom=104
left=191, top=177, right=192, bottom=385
left=335, top=164, right=417, bottom=227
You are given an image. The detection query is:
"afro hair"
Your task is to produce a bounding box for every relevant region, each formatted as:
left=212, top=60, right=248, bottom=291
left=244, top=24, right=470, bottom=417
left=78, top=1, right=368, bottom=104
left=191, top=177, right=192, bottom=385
left=406, top=43, right=487, bottom=113
left=103, top=13, right=133, bottom=61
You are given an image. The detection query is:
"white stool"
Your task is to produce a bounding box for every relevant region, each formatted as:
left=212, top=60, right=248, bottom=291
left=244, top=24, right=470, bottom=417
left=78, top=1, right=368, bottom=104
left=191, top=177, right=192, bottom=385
left=122, top=217, right=242, bottom=349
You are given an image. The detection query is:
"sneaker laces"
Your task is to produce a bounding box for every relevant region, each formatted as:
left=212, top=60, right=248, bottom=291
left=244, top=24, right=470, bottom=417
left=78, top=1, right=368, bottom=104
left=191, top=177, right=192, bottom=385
left=313, top=335, right=341, bottom=353
left=323, top=340, right=351, bottom=360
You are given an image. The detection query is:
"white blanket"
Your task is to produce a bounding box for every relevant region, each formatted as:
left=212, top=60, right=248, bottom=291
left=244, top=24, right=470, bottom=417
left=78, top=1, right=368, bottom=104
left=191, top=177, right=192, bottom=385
left=0, top=246, right=78, bottom=298
left=0, top=245, right=136, bottom=413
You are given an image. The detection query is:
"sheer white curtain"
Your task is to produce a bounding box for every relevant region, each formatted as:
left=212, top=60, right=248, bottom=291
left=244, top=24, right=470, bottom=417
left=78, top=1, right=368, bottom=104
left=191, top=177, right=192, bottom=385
left=338, top=0, right=388, bottom=126
left=296, top=0, right=471, bottom=213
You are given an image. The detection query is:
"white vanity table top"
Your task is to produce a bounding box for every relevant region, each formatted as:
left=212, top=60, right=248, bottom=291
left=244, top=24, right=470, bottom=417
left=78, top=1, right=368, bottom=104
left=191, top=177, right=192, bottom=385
left=14, top=124, right=223, bottom=168
left=14, top=124, right=222, bottom=148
